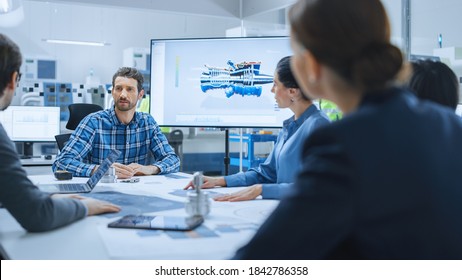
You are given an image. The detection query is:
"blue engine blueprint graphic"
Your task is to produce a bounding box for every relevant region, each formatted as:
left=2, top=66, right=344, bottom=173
left=200, top=60, right=274, bottom=98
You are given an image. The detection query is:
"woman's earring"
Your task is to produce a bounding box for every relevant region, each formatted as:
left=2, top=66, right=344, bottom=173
left=290, top=98, right=295, bottom=102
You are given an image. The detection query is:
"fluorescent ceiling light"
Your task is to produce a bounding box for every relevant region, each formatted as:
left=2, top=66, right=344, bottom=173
left=43, top=39, right=110, bottom=47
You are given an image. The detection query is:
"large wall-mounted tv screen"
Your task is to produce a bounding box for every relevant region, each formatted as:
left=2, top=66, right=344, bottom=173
left=149, top=37, right=293, bottom=128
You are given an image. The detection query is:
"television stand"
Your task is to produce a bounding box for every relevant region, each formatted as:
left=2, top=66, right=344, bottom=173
left=221, top=128, right=230, bottom=175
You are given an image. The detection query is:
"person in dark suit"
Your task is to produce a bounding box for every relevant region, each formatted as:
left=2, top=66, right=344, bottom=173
left=0, top=33, right=120, bottom=233
left=408, top=59, right=460, bottom=110
left=234, top=0, right=462, bottom=259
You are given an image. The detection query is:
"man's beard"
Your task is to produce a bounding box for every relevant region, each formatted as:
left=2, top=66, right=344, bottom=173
left=115, top=98, right=134, bottom=111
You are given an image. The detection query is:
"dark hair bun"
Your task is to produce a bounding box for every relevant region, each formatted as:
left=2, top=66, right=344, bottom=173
left=351, top=43, right=403, bottom=89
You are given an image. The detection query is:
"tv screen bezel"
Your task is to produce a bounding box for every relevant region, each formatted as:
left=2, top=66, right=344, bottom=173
left=148, top=36, right=294, bottom=129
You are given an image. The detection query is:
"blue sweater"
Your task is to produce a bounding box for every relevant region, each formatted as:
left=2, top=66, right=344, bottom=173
left=225, top=104, right=330, bottom=199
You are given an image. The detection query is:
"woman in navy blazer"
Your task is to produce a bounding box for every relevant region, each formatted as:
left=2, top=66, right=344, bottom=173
left=234, top=0, right=462, bottom=259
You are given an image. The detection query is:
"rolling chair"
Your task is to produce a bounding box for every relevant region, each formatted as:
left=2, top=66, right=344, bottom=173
left=54, top=133, right=72, bottom=152
left=55, top=103, right=103, bottom=151
left=167, top=129, right=184, bottom=171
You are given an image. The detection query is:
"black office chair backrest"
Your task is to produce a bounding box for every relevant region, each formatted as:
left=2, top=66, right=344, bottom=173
left=167, top=129, right=184, bottom=155
left=144, top=130, right=183, bottom=166
left=167, top=129, right=184, bottom=171
left=66, top=103, right=103, bottom=130
left=55, top=133, right=72, bottom=151
left=55, top=103, right=103, bottom=152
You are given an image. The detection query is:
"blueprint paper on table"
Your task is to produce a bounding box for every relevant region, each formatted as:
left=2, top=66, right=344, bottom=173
left=98, top=199, right=278, bottom=259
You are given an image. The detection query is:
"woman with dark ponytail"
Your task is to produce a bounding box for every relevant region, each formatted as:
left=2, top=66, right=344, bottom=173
left=234, top=0, right=462, bottom=259
left=184, top=56, right=330, bottom=201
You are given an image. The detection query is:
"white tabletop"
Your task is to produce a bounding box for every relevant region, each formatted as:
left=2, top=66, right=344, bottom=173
left=20, top=156, right=56, bottom=166
left=0, top=173, right=278, bottom=259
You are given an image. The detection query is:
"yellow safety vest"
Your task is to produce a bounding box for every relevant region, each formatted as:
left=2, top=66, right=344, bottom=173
left=319, top=99, right=343, bottom=121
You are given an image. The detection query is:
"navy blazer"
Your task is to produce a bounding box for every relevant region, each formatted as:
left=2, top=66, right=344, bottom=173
left=234, top=88, right=462, bottom=259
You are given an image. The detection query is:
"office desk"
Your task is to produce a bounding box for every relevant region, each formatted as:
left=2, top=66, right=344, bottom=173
left=20, top=156, right=55, bottom=176
left=20, top=155, right=56, bottom=166
left=0, top=173, right=278, bottom=260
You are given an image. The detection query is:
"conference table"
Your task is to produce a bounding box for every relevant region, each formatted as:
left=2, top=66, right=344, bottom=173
left=0, top=173, right=278, bottom=260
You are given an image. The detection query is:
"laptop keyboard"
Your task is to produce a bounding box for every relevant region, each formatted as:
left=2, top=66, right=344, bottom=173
left=59, top=184, right=87, bottom=192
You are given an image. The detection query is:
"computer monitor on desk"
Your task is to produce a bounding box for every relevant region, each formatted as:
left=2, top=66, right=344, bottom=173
left=0, top=106, right=60, bottom=157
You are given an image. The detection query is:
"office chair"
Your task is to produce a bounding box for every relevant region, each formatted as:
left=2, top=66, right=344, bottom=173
left=55, top=103, right=103, bottom=151
left=55, top=133, right=72, bottom=151
left=167, top=129, right=184, bottom=170
left=66, top=103, right=103, bottom=130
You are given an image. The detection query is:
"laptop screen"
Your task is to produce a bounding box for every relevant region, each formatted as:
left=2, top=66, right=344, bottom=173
left=87, top=150, right=121, bottom=188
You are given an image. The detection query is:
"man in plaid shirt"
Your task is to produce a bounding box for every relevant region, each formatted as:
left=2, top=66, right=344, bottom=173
left=53, top=67, right=180, bottom=179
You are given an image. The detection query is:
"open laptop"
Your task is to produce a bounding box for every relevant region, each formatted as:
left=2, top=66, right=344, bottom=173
left=37, top=149, right=121, bottom=193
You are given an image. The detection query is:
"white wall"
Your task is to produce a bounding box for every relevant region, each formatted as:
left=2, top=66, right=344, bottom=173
left=381, top=0, right=403, bottom=48
left=0, top=1, right=240, bottom=84
left=410, top=0, right=462, bottom=55
left=6, top=0, right=453, bottom=88
left=0, top=0, right=409, bottom=85
left=410, top=0, right=462, bottom=99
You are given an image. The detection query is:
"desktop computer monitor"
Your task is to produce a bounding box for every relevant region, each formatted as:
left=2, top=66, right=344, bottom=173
left=0, top=106, right=60, bottom=156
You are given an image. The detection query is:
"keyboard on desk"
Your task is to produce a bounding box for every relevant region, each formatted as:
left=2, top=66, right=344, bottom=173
left=58, top=184, right=88, bottom=192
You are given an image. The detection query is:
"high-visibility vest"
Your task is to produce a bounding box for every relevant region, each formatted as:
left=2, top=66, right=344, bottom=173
left=138, top=95, right=150, bottom=113
left=319, top=99, right=343, bottom=121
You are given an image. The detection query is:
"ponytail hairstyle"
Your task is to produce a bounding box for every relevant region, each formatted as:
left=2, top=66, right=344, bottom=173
left=275, top=56, right=309, bottom=100
left=289, top=0, right=403, bottom=91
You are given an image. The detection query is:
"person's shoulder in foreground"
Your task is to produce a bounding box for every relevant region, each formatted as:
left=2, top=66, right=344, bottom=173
left=234, top=87, right=462, bottom=259
left=0, top=33, right=120, bottom=232
left=0, top=126, right=86, bottom=232
left=233, top=0, right=462, bottom=259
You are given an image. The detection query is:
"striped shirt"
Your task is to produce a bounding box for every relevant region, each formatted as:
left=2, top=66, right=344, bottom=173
left=53, top=107, right=180, bottom=177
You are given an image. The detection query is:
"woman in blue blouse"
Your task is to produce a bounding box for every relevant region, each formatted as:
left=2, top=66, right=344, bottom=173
left=185, top=56, right=330, bottom=201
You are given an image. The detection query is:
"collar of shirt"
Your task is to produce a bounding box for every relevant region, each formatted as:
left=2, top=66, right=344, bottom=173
left=360, top=86, right=403, bottom=107
left=282, top=104, right=319, bottom=142
left=108, top=106, right=140, bottom=126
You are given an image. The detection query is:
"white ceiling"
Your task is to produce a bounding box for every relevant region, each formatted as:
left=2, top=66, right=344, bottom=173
left=26, top=0, right=296, bottom=19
